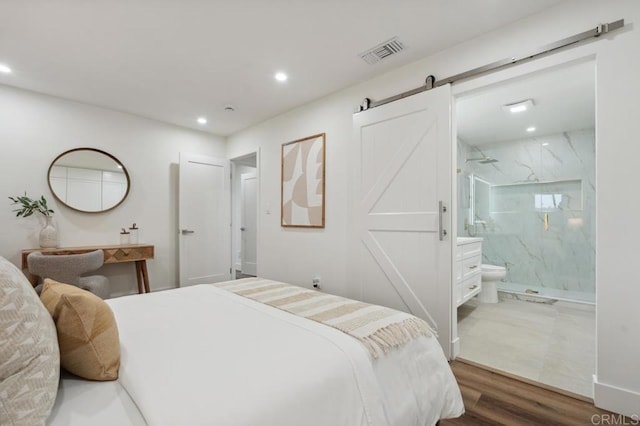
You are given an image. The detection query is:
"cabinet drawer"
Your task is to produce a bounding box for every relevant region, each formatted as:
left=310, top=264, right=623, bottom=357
left=462, top=274, right=482, bottom=301
left=103, top=246, right=154, bottom=263
left=462, top=254, right=481, bottom=279
left=462, top=242, right=482, bottom=259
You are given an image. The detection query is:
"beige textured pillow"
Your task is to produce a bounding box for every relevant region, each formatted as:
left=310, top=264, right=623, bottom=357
left=40, top=279, right=120, bottom=381
left=0, top=256, right=59, bottom=426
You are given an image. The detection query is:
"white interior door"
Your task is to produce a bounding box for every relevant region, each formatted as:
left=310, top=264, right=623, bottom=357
left=179, top=153, right=231, bottom=286
left=351, top=85, right=453, bottom=358
left=240, top=172, right=257, bottom=276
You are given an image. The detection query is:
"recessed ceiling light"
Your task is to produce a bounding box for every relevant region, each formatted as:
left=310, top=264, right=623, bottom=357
left=0, top=64, right=12, bottom=74
left=274, top=72, right=288, bottom=82
left=526, top=126, right=536, bottom=132
left=197, top=117, right=207, bottom=125
left=542, top=142, right=549, bottom=146
left=503, top=99, right=534, bottom=114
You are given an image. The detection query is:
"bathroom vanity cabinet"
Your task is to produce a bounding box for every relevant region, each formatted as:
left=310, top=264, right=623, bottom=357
left=455, top=238, right=482, bottom=307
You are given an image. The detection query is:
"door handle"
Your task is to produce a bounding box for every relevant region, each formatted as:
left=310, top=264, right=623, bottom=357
left=181, top=229, right=195, bottom=235
left=439, top=201, right=448, bottom=241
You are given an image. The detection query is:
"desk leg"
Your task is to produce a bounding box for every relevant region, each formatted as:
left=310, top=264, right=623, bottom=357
left=140, top=260, right=151, bottom=293
left=135, top=261, right=144, bottom=294
left=23, top=269, right=39, bottom=287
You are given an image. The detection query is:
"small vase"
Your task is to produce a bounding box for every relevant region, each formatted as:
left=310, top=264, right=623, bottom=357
left=39, top=216, right=58, bottom=248
left=129, top=228, right=139, bottom=244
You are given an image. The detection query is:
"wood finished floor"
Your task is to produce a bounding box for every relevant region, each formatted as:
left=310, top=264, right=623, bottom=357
left=441, top=360, right=616, bottom=425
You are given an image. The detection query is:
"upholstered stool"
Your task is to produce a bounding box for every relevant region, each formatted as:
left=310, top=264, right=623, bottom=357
left=27, top=250, right=110, bottom=299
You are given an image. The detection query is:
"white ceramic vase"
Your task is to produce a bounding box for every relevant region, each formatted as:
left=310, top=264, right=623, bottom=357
left=39, top=215, right=58, bottom=248
left=128, top=228, right=139, bottom=244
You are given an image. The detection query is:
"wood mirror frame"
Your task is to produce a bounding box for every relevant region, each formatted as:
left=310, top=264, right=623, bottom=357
left=47, top=148, right=130, bottom=213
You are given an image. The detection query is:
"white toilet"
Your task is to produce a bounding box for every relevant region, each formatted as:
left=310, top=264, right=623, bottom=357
left=477, top=264, right=507, bottom=303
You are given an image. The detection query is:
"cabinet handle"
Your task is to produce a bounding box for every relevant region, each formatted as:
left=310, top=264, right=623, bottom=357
left=468, top=265, right=478, bottom=269
left=469, top=285, right=478, bottom=290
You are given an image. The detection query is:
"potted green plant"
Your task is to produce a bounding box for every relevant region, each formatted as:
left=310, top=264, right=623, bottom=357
left=9, top=193, right=58, bottom=248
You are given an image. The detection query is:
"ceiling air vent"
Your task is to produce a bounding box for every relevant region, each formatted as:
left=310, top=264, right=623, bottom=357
left=359, top=37, right=406, bottom=65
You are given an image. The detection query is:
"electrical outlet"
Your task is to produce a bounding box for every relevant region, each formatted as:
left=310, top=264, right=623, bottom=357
left=312, top=277, right=321, bottom=289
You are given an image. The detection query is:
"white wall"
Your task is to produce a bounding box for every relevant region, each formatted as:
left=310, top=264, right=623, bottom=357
left=227, top=1, right=640, bottom=416
left=0, top=85, right=225, bottom=296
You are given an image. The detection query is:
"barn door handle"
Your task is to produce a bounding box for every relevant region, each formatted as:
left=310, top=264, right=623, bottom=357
left=439, top=201, right=447, bottom=241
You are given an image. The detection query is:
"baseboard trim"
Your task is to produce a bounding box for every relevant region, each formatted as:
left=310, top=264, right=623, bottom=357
left=593, top=376, right=640, bottom=418
left=451, top=337, right=460, bottom=359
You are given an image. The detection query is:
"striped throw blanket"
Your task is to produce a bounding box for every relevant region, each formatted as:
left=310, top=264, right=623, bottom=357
left=215, top=278, right=435, bottom=359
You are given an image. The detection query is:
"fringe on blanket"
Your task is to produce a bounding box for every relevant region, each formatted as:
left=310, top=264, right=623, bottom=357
left=356, top=317, right=434, bottom=359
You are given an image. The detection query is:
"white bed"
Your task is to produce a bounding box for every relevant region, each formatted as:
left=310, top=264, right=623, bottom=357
left=47, top=282, right=463, bottom=425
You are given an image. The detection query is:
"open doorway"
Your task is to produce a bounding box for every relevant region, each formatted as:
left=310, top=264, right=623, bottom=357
left=454, top=60, right=596, bottom=398
left=230, top=153, right=258, bottom=280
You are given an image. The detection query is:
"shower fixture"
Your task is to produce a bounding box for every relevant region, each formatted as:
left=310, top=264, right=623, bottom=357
left=465, top=157, right=499, bottom=164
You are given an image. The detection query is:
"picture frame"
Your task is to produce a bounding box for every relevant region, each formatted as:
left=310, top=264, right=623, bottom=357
left=281, top=133, right=326, bottom=228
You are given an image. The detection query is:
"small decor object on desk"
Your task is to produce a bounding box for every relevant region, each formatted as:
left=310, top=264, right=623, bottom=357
left=120, top=228, right=130, bottom=245
left=129, top=223, right=139, bottom=244
left=9, top=193, right=58, bottom=248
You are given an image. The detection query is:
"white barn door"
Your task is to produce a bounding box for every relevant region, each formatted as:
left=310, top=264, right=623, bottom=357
left=351, top=85, right=453, bottom=358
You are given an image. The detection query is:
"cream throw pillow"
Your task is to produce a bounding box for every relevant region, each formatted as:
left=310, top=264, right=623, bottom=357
left=0, top=256, right=59, bottom=426
left=40, top=279, right=120, bottom=381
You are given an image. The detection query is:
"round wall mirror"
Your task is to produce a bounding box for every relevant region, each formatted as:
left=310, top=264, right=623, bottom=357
left=47, top=148, right=130, bottom=213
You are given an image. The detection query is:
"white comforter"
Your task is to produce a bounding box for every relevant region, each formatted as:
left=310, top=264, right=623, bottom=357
left=102, top=284, right=463, bottom=426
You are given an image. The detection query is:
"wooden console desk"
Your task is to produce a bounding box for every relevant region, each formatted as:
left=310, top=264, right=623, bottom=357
left=22, top=244, right=155, bottom=294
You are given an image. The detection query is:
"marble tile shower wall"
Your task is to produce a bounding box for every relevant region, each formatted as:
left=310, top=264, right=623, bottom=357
left=458, top=129, right=595, bottom=294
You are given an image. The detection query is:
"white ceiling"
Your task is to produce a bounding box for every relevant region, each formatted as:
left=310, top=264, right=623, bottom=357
left=457, top=60, right=595, bottom=146
left=0, top=0, right=564, bottom=136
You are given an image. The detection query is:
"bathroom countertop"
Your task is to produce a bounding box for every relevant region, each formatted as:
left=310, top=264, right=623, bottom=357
left=456, top=237, right=483, bottom=245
